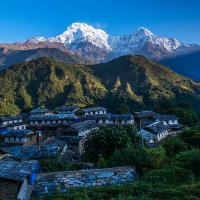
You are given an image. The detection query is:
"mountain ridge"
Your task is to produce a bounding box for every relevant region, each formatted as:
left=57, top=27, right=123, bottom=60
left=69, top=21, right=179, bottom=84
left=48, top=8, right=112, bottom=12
left=0, top=55, right=200, bottom=115
left=1, top=23, right=199, bottom=63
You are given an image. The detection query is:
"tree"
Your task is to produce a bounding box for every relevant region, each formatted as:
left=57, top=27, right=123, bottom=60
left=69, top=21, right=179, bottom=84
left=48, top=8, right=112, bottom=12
left=180, top=126, right=200, bottom=148
left=109, top=146, right=153, bottom=175
left=82, top=125, right=138, bottom=162
left=170, top=107, right=199, bottom=126
left=161, top=137, right=188, bottom=158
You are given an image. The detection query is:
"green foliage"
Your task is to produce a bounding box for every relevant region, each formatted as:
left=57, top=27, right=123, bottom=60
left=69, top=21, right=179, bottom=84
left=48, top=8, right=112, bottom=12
left=147, top=146, right=166, bottom=169
left=82, top=125, right=138, bottom=162
left=162, top=137, right=188, bottom=157
left=109, top=147, right=153, bottom=175
left=1, top=55, right=200, bottom=115
left=173, top=149, right=200, bottom=179
left=180, top=126, right=200, bottom=148
left=40, top=157, right=85, bottom=172
left=170, top=107, right=199, bottom=126
left=34, top=124, right=200, bottom=200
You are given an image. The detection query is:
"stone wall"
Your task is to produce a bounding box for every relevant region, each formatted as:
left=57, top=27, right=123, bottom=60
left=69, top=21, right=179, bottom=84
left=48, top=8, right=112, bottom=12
left=33, top=166, right=137, bottom=196
left=0, top=178, right=21, bottom=200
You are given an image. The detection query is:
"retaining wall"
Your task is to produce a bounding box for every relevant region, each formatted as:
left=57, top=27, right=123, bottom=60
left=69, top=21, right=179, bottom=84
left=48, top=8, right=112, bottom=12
left=33, top=166, right=137, bottom=196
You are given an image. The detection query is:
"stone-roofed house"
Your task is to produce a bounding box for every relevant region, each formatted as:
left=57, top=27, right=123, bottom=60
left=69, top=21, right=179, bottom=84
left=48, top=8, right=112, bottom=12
left=0, top=115, right=23, bottom=127
left=30, top=108, right=50, bottom=117
left=156, top=114, right=179, bottom=125
left=111, top=114, right=134, bottom=124
left=0, top=158, right=38, bottom=200
left=83, top=113, right=134, bottom=125
left=69, top=120, right=99, bottom=137
left=1, top=139, right=67, bottom=160
left=3, top=129, right=36, bottom=146
left=138, top=119, right=182, bottom=147
left=57, top=105, right=79, bottom=115
left=134, top=110, right=158, bottom=128
left=29, top=114, right=79, bottom=127
left=80, top=107, right=107, bottom=116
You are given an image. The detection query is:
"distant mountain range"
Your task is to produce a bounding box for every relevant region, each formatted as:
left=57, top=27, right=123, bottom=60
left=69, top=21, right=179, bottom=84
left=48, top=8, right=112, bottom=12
left=0, top=47, right=84, bottom=71
left=0, top=22, right=200, bottom=79
left=0, top=55, right=200, bottom=115
left=160, top=50, right=200, bottom=80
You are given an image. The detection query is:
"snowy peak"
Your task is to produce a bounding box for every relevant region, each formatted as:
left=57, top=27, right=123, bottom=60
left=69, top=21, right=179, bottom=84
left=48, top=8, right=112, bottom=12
left=50, top=22, right=111, bottom=51
left=134, top=27, right=154, bottom=38
left=24, top=36, right=47, bottom=44
left=11, top=22, right=199, bottom=62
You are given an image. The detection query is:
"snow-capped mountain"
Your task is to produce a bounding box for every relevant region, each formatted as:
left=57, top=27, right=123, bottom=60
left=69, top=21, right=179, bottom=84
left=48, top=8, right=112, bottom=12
left=1, top=23, right=199, bottom=62
left=110, top=27, right=183, bottom=53
left=49, top=23, right=111, bottom=51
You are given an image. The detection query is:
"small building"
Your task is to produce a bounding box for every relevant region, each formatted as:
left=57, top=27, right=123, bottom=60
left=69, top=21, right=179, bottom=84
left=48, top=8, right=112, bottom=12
left=29, top=114, right=79, bottom=127
left=1, top=140, right=67, bottom=160
left=3, top=129, right=36, bottom=146
left=57, top=105, right=79, bottom=115
left=0, top=115, right=23, bottom=127
left=83, top=114, right=111, bottom=124
left=30, top=108, right=50, bottom=117
left=111, top=114, right=134, bottom=124
left=0, top=158, right=38, bottom=200
left=84, top=113, right=134, bottom=125
left=138, top=120, right=182, bottom=147
left=156, top=114, right=179, bottom=125
left=134, top=110, right=158, bottom=128
left=80, top=107, right=107, bottom=116
left=4, top=122, right=26, bottom=131
left=68, top=120, right=99, bottom=137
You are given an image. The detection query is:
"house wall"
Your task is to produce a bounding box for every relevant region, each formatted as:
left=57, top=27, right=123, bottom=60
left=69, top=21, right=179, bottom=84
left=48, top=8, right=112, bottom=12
left=4, top=134, right=36, bottom=146
left=33, top=167, right=137, bottom=196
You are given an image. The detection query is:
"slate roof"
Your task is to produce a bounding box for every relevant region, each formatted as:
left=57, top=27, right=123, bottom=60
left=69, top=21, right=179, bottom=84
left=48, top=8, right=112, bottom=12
left=134, top=110, right=158, bottom=118
left=57, top=106, right=79, bottom=112
left=0, top=158, right=38, bottom=181
left=156, top=114, right=178, bottom=121
left=83, top=113, right=134, bottom=121
left=1, top=141, right=65, bottom=159
left=145, top=122, right=168, bottom=135
left=70, top=120, right=98, bottom=132
left=111, top=114, right=134, bottom=120
left=30, top=108, right=49, bottom=113
left=0, top=115, right=22, bottom=122
left=4, top=129, right=33, bottom=137
left=29, top=114, right=79, bottom=121
left=138, top=129, right=156, bottom=143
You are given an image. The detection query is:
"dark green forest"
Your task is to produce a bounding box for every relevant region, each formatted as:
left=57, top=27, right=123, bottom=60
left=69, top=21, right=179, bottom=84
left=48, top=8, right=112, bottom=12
left=0, top=55, right=200, bottom=115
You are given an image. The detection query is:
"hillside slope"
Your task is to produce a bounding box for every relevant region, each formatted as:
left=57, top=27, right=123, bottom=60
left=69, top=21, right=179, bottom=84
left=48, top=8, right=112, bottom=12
left=0, top=47, right=84, bottom=71
left=0, top=56, right=200, bottom=115
left=91, top=55, right=200, bottom=111
left=160, top=50, right=200, bottom=80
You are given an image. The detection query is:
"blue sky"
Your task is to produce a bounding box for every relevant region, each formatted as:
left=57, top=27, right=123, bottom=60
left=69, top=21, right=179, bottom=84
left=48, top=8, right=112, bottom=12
left=0, top=0, right=200, bottom=43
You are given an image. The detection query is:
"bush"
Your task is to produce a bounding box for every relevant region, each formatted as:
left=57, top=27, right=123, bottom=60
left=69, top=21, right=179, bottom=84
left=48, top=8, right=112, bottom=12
left=180, top=127, right=200, bottom=148
left=82, top=125, right=138, bottom=162
left=162, top=137, right=188, bottom=158
left=109, top=147, right=159, bottom=175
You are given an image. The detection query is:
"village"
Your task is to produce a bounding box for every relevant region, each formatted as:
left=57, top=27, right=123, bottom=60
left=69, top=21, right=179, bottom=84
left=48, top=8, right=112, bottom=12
left=0, top=105, right=183, bottom=199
